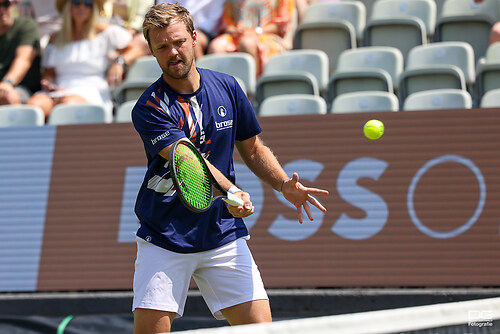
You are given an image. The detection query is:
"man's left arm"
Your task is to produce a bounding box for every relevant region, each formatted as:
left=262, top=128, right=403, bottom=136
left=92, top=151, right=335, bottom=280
left=236, top=135, right=329, bottom=224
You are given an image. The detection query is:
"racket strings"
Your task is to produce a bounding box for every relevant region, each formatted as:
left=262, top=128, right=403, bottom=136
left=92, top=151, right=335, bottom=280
left=174, top=144, right=212, bottom=209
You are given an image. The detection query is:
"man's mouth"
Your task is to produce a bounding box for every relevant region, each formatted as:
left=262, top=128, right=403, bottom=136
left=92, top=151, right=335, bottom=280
left=169, top=59, right=183, bottom=67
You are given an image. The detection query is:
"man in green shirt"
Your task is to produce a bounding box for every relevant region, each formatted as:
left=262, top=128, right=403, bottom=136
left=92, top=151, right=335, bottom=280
left=0, top=0, right=41, bottom=105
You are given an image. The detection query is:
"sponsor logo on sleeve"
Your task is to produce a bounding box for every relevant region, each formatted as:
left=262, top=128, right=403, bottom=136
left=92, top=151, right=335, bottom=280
left=150, top=131, right=170, bottom=145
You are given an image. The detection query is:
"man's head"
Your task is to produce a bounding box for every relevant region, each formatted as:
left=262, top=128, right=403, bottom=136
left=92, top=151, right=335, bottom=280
left=143, top=3, right=198, bottom=82
left=143, top=3, right=195, bottom=49
left=0, top=0, right=14, bottom=31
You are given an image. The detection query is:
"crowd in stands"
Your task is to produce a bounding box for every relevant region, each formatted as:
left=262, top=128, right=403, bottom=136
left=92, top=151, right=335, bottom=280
left=1, top=0, right=317, bottom=123
left=1, top=0, right=500, bottom=125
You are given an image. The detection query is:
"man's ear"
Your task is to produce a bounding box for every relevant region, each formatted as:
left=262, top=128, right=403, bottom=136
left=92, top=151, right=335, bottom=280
left=192, top=30, right=198, bottom=47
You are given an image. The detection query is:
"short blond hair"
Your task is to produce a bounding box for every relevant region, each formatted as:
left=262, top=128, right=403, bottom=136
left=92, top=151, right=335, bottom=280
left=143, top=3, right=195, bottom=47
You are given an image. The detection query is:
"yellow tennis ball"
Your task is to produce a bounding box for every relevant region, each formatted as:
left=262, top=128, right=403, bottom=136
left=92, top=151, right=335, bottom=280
left=364, top=119, right=384, bottom=140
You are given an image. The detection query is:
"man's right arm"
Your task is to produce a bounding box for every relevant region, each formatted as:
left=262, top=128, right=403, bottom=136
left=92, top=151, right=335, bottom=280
left=2, top=45, right=37, bottom=86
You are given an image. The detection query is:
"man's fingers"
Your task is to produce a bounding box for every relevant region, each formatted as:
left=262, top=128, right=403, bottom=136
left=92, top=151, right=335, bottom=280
left=303, top=201, right=314, bottom=221
left=307, top=187, right=329, bottom=196
left=296, top=206, right=303, bottom=224
left=308, top=195, right=327, bottom=213
left=227, top=203, right=254, bottom=218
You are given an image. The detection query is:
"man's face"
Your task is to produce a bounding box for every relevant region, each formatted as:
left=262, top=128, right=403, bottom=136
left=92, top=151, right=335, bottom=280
left=148, top=19, right=197, bottom=81
left=0, top=0, right=14, bottom=30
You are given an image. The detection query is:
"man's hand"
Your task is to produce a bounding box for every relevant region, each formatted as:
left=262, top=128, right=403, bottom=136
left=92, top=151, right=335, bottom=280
left=0, top=81, right=18, bottom=104
left=226, top=190, right=254, bottom=218
left=282, top=172, right=329, bottom=224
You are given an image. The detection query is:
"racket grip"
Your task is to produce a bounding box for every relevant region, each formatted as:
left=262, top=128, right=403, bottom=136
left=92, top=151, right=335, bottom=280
left=224, top=192, right=244, bottom=207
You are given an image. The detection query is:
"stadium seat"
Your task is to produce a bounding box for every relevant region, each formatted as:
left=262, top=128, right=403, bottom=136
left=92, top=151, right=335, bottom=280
left=364, top=0, right=436, bottom=61
left=301, top=1, right=366, bottom=42
left=293, top=1, right=366, bottom=73
left=328, top=71, right=392, bottom=106
left=0, top=105, right=45, bottom=127
left=434, top=0, right=498, bottom=63
left=255, top=49, right=329, bottom=107
left=113, top=56, right=162, bottom=105
left=196, top=52, right=256, bottom=97
left=398, top=41, right=474, bottom=105
left=47, top=103, right=112, bottom=125
left=330, top=91, right=399, bottom=113
left=327, top=46, right=404, bottom=104
left=474, top=43, right=500, bottom=103
left=475, top=63, right=500, bottom=105
left=484, top=42, right=500, bottom=62
left=403, top=89, right=472, bottom=111
left=255, top=73, right=319, bottom=109
left=114, top=100, right=137, bottom=123
left=258, top=94, right=327, bottom=116
left=479, top=88, right=500, bottom=108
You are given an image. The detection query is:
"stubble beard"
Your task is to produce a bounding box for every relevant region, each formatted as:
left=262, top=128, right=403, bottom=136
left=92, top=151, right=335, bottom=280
left=162, top=56, right=194, bottom=80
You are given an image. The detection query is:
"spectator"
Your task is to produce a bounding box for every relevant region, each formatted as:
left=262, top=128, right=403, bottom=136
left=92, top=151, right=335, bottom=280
left=155, top=0, right=226, bottom=59
left=26, top=0, right=133, bottom=119
left=207, top=0, right=297, bottom=75
left=0, top=0, right=41, bottom=105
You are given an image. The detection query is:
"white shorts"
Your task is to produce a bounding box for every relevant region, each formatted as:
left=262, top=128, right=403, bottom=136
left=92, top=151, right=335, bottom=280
left=132, top=237, right=268, bottom=320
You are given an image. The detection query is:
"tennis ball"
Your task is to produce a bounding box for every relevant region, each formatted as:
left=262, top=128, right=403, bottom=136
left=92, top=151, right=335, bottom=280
left=363, top=119, right=384, bottom=140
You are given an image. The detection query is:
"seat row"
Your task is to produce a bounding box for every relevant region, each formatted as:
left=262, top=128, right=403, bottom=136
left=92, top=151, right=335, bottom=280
left=260, top=89, right=478, bottom=116
left=250, top=86, right=500, bottom=116
left=0, top=102, right=132, bottom=127
left=5, top=86, right=500, bottom=127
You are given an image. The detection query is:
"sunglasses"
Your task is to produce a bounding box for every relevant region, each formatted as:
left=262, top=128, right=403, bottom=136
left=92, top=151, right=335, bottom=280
left=71, top=0, right=93, bottom=7
left=0, top=1, right=12, bottom=9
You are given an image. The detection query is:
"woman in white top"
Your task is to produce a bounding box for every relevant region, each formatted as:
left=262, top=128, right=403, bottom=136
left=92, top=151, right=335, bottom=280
left=27, top=0, right=133, bottom=119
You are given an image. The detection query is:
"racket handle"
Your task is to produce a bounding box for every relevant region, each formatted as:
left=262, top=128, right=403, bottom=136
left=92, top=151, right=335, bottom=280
left=223, top=192, right=244, bottom=207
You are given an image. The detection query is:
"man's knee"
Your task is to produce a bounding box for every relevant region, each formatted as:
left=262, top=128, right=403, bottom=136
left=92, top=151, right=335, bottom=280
left=237, top=35, right=258, bottom=55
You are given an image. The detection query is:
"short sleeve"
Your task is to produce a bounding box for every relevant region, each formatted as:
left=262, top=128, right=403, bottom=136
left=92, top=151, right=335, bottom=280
left=132, top=97, right=186, bottom=160
left=234, top=77, right=262, bottom=141
left=17, top=18, right=40, bottom=48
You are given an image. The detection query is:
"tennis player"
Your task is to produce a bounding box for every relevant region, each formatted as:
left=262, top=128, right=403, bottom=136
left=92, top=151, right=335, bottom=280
left=131, top=3, right=329, bottom=333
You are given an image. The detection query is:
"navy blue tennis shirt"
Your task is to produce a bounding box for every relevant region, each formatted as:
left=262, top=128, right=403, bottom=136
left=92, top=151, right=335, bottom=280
left=132, top=68, right=262, bottom=253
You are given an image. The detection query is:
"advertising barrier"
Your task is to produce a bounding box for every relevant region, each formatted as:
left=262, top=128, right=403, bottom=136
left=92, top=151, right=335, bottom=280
left=1, top=108, right=499, bottom=292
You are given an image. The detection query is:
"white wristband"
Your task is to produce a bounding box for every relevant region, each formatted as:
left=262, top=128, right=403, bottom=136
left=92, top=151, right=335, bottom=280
left=228, top=186, right=241, bottom=194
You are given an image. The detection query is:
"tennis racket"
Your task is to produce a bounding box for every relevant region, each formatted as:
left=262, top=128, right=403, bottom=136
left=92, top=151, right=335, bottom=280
left=169, top=139, right=244, bottom=213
